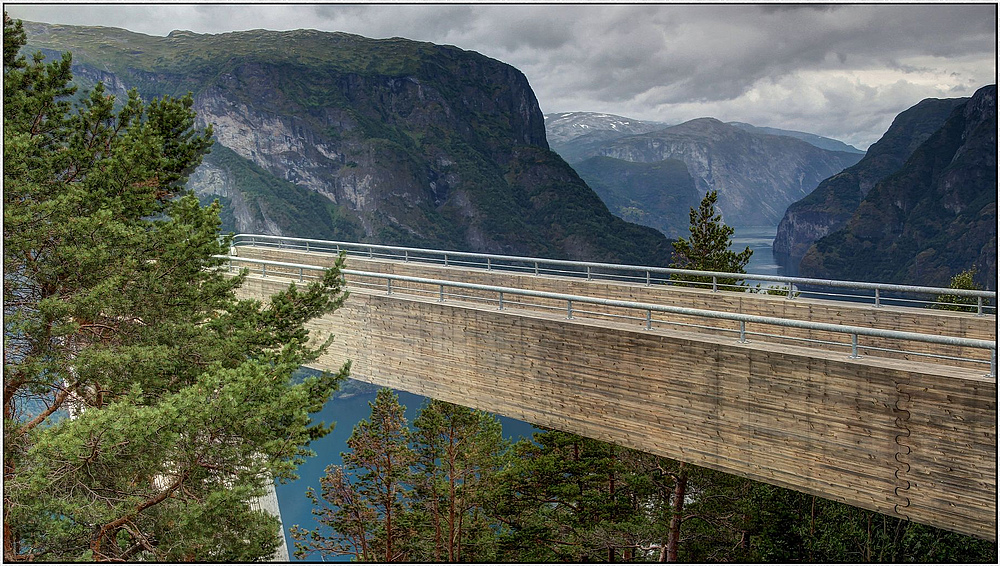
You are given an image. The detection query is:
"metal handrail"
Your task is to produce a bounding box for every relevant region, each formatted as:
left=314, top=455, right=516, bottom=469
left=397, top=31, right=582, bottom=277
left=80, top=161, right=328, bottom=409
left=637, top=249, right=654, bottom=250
left=229, top=234, right=997, bottom=313
left=217, top=254, right=998, bottom=377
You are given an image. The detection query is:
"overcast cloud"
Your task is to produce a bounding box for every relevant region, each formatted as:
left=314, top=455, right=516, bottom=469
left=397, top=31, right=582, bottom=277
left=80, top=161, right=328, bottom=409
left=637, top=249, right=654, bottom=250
left=6, top=3, right=996, bottom=149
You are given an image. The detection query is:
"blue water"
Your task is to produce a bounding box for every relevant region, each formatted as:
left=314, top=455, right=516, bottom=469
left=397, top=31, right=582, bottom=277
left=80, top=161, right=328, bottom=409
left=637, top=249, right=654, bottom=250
left=274, top=384, right=539, bottom=561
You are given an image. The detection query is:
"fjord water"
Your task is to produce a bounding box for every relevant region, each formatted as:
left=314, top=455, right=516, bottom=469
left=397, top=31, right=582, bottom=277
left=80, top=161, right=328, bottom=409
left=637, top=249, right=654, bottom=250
left=275, top=225, right=783, bottom=560
left=732, top=225, right=784, bottom=280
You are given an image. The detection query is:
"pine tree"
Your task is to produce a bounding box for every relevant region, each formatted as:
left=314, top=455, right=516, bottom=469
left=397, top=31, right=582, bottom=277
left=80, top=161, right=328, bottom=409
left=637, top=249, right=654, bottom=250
left=670, top=190, right=752, bottom=289
left=292, top=389, right=415, bottom=562
left=933, top=267, right=984, bottom=312
left=3, top=14, right=350, bottom=561
left=410, top=399, right=507, bottom=562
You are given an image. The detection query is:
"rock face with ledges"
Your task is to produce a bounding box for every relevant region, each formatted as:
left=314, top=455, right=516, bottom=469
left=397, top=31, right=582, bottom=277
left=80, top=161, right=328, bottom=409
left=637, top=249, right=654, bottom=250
left=23, top=22, right=671, bottom=265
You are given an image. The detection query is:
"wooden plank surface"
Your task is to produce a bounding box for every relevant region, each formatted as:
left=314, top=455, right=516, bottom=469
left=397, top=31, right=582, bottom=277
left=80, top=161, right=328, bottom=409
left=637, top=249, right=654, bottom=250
left=234, top=264, right=997, bottom=540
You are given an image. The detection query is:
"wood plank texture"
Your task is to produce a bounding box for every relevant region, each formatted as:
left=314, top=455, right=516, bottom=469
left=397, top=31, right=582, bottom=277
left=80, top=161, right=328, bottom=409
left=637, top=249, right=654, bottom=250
left=232, top=252, right=997, bottom=540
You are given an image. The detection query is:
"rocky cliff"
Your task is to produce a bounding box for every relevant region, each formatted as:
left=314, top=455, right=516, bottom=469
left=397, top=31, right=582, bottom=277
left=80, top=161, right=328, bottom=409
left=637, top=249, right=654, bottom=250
left=799, top=85, right=997, bottom=289
left=773, top=96, right=967, bottom=269
left=586, top=118, right=863, bottom=227
left=23, top=22, right=672, bottom=265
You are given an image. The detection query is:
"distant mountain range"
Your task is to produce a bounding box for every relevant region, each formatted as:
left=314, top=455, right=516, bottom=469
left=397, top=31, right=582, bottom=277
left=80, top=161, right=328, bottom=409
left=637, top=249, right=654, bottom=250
left=22, top=21, right=672, bottom=265
left=545, top=113, right=864, bottom=228
left=726, top=122, right=864, bottom=155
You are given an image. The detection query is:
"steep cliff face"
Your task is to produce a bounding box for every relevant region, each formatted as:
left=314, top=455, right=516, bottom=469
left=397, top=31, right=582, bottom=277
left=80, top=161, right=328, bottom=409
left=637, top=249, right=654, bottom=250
left=799, top=85, right=997, bottom=289
left=24, top=22, right=671, bottom=264
left=773, top=97, right=967, bottom=268
left=589, top=118, right=863, bottom=227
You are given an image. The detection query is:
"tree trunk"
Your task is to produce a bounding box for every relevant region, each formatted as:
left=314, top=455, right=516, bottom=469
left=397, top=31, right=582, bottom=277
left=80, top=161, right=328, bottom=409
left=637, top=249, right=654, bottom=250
left=666, top=463, right=687, bottom=562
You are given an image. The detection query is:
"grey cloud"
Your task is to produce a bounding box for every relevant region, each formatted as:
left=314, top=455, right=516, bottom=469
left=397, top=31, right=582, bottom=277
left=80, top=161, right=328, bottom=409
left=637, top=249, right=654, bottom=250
left=4, top=3, right=995, bottom=148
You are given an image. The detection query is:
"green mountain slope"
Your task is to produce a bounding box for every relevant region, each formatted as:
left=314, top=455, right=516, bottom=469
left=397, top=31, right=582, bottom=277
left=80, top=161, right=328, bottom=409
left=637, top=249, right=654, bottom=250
left=571, top=156, right=699, bottom=238
left=773, top=96, right=967, bottom=268
left=799, top=85, right=997, bottom=289
left=22, top=21, right=672, bottom=265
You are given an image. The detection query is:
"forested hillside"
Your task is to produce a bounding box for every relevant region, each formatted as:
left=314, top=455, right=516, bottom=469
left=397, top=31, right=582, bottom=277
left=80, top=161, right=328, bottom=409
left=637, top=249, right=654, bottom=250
left=22, top=21, right=672, bottom=265
left=799, top=85, right=997, bottom=289
left=774, top=96, right=968, bottom=269
left=571, top=156, right=700, bottom=238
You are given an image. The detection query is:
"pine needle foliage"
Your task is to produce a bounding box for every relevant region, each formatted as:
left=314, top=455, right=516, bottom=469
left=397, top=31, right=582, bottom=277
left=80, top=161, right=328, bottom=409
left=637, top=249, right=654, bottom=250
left=670, top=190, right=752, bottom=289
left=3, top=14, right=350, bottom=561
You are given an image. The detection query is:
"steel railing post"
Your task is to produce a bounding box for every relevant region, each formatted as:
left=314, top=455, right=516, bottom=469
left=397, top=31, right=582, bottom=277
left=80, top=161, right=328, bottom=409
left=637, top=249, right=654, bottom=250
left=262, top=264, right=267, bottom=277
left=444, top=254, right=448, bottom=267
left=875, top=288, right=881, bottom=307
left=977, top=296, right=984, bottom=316
left=587, top=265, right=592, bottom=281
left=567, top=300, right=573, bottom=319
left=387, top=278, right=392, bottom=295
left=405, top=250, right=409, bottom=262
left=535, top=261, right=539, bottom=276
left=787, top=285, right=794, bottom=299
left=712, top=276, right=718, bottom=293
left=439, top=284, right=444, bottom=302
left=849, top=334, right=860, bottom=359
left=498, top=291, right=504, bottom=310
left=487, top=257, right=492, bottom=271
left=646, top=309, right=651, bottom=330
left=990, top=349, right=996, bottom=378
left=646, top=270, right=650, bottom=287
left=739, top=320, right=747, bottom=343
left=299, top=268, right=303, bottom=282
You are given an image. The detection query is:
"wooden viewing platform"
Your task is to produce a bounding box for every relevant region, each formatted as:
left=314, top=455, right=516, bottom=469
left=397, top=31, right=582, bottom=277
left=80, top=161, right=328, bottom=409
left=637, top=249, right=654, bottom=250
left=230, top=244, right=997, bottom=540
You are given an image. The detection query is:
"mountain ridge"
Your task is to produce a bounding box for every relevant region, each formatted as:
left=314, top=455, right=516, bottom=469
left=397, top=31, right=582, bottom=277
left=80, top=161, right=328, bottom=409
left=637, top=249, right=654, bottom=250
left=773, top=96, right=970, bottom=268
left=583, top=117, right=864, bottom=227
left=799, top=85, right=997, bottom=289
left=22, top=20, right=673, bottom=266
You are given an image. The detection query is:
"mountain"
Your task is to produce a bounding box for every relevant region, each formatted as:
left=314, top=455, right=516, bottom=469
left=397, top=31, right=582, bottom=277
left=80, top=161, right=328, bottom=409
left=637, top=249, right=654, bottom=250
left=773, top=97, right=968, bottom=269
left=798, top=85, right=997, bottom=289
left=727, top=122, right=864, bottom=154
left=544, top=112, right=669, bottom=163
left=571, top=157, right=700, bottom=239
left=583, top=118, right=864, bottom=227
left=21, top=22, right=673, bottom=265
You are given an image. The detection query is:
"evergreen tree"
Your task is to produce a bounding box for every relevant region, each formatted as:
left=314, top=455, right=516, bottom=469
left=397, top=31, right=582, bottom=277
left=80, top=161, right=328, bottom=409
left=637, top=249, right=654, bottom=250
left=670, top=190, right=752, bottom=289
left=933, top=267, right=984, bottom=312
left=3, top=14, right=350, bottom=561
left=488, top=429, right=675, bottom=562
left=292, top=389, right=415, bottom=562
left=410, top=399, right=507, bottom=562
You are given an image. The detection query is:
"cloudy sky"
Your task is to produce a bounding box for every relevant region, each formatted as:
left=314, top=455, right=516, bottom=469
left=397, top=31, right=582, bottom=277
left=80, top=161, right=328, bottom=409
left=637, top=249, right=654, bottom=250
left=6, top=2, right=996, bottom=149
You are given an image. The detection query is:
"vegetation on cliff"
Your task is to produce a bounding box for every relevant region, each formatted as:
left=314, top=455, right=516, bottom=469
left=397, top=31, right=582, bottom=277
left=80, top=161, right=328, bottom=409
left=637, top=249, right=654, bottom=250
left=22, top=20, right=673, bottom=266
left=799, top=85, right=997, bottom=289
